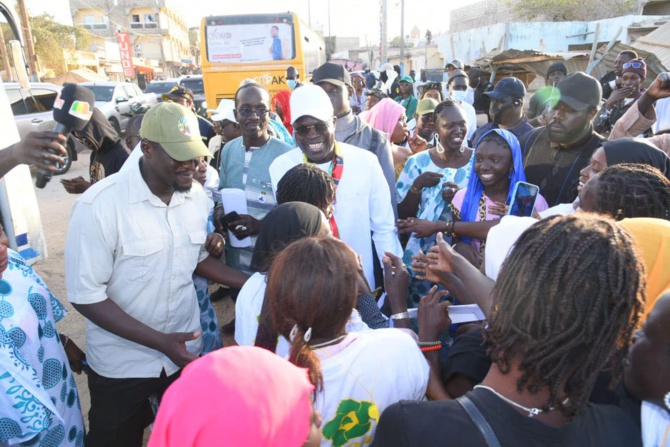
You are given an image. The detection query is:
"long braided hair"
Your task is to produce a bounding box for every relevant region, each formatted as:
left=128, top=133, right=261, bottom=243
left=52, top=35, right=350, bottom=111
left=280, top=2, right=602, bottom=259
left=585, top=163, right=670, bottom=220
left=486, top=214, right=645, bottom=416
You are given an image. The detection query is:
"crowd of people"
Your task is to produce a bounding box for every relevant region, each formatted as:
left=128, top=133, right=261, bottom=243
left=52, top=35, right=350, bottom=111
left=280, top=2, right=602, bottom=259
left=1, top=54, right=670, bottom=447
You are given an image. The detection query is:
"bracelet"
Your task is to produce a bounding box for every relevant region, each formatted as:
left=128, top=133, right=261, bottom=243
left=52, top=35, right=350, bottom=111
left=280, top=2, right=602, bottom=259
left=390, top=311, right=410, bottom=320
left=444, top=220, right=456, bottom=237
left=417, top=341, right=441, bottom=347
left=420, top=344, right=442, bottom=353
left=409, top=185, right=422, bottom=195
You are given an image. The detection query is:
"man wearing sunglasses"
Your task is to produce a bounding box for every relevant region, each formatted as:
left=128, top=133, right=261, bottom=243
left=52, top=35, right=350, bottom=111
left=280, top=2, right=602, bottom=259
left=214, top=82, right=293, bottom=275
left=269, top=85, right=402, bottom=289
left=595, top=59, right=649, bottom=138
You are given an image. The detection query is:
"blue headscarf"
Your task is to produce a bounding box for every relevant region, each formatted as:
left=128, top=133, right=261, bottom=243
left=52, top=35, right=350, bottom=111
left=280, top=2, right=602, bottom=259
left=460, top=129, right=526, bottom=241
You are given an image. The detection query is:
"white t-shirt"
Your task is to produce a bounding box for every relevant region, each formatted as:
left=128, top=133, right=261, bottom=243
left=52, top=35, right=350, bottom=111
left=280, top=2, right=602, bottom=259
left=316, top=329, right=429, bottom=446
left=235, top=272, right=370, bottom=357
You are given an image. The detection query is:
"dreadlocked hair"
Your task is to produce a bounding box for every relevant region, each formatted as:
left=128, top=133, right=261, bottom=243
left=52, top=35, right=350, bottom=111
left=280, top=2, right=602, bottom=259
left=588, top=163, right=670, bottom=221
left=486, top=214, right=645, bottom=417
left=265, top=237, right=359, bottom=394
left=276, top=164, right=335, bottom=215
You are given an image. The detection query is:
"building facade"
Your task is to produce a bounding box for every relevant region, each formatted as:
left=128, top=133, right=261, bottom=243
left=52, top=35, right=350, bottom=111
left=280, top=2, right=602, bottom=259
left=69, top=0, right=190, bottom=80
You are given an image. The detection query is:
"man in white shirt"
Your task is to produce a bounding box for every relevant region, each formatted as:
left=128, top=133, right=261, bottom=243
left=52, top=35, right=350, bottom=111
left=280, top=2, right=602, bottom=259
left=269, top=85, right=402, bottom=288
left=65, top=102, right=248, bottom=446
left=447, top=69, right=478, bottom=144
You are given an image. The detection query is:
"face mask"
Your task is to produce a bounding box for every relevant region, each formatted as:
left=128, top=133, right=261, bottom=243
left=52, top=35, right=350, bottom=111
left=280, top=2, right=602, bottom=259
left=287, top=80, right=297, bottom=89
left=451, top=90, right=467, bottom=103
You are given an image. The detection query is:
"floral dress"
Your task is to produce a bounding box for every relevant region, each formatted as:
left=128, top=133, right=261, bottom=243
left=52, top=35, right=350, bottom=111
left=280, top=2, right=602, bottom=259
left=396, top=150, right=473, bottom=306
left=0, top=250, right=85, bottom=446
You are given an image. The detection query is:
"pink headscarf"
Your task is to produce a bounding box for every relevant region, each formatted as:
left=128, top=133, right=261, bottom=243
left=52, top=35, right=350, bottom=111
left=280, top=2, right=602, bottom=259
left=362, top=97, right=405, bottom=138
left=149, top=346, right=315, bottom=447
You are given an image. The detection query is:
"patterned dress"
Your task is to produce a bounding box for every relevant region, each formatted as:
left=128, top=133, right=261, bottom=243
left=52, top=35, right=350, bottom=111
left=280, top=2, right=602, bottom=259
left=0, top=250, right=85, bottom=446
left=396, top=150, right=473, bottom=306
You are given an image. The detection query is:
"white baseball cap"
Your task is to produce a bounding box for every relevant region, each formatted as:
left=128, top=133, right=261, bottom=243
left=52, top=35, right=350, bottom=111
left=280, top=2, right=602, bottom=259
left=290, top=85, right=334, bottom=125
left=210, top=99, right=237, bottom=123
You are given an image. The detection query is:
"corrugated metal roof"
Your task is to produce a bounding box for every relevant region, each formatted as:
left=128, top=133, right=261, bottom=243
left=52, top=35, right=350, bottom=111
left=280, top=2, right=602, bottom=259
left=471, top=49, right=591, bottom=83
left=630, top=20, right=670, bottom=72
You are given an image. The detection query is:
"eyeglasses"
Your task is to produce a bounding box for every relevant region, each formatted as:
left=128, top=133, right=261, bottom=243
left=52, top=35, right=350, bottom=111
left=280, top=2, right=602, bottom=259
left=294, top=122, right=331, bottom=136
left=622, top=61, right=644, bottom=69
left=237, top=107, right=269, bottom=117
left=419, top=114, right=434, bottom=122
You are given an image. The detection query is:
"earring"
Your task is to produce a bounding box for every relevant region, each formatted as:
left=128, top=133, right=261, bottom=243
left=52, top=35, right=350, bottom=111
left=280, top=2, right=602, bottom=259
left=435, top=135, right=445, bottom=154
left=664, top=391, right=670, bottom=410
left=290, top=324, right=299, bottom=342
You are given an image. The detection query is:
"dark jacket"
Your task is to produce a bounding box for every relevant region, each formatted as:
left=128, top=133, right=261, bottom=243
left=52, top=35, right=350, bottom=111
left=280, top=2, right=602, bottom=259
left=78, top=108, right=129, bottom=183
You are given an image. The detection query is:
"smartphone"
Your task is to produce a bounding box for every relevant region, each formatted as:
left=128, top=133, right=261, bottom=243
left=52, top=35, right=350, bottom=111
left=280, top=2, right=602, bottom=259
left=507, top=181, right=540, bottom=217
left=218, top=211, right=240, bottom=228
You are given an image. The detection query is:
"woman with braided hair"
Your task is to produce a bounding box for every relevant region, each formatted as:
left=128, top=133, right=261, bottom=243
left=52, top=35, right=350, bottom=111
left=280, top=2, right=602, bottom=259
left=373, top=214, right=645, bottom=446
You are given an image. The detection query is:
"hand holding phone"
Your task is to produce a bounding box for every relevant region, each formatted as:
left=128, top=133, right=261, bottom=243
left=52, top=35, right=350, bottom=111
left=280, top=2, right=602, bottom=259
left=507, top=181, right=540, bottom=217
left=217, top=211, right=240, bottom=229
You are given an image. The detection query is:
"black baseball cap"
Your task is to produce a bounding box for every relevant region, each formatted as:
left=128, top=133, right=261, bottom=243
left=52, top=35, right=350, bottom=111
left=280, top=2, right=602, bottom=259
left=162, top=85, right=194, bottom=102
left=556, top=72, right=602, bottom=111
left=311, top=62, right=352, bottom=89
left=484, top=77, right=526, bottom=100
left=547, top=62, right=568, bottom=77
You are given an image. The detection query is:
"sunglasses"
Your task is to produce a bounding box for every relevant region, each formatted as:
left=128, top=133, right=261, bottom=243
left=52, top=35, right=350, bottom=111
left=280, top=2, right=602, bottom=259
left=294, top=122, right=331, bottom=136
left=622, top=61, right=644, bottom=69
left=237, top=107, right=269, bottom=117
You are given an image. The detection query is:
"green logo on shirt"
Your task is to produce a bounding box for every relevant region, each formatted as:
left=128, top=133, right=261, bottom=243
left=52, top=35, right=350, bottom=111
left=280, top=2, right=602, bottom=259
left=322, top=399, right=380, bottom=447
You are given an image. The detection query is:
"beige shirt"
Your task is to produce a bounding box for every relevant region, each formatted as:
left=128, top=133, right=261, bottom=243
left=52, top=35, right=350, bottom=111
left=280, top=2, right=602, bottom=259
left=65, top=157, right=209, bottom=378
left=609, top=101, right=670, bottom=155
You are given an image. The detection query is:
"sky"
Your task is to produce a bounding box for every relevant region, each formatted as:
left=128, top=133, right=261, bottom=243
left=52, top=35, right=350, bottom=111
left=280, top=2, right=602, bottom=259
left=25, top=0, right=481, bottom=45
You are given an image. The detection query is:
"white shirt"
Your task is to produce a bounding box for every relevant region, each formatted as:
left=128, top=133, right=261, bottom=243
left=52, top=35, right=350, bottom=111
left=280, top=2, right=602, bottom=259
left=235, top=273, right=370, bottom=357
left=459, top=100, right=478, bottom=143
left=642, top=401, right=670, bottom=447
left=65, top=157, right=209, bottom=378
left=269, top=143, right=402, bottom=288
left=315, top=329, right=429, bottom=446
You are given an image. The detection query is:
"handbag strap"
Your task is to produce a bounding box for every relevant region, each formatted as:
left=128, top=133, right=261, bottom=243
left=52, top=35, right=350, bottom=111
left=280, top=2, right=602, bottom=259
left=457, top=395, right=502, bottom=447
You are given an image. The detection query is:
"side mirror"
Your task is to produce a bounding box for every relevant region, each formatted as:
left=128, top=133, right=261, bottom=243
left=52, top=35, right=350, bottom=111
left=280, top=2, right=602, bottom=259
left=116, top=96, right=128, bottom=103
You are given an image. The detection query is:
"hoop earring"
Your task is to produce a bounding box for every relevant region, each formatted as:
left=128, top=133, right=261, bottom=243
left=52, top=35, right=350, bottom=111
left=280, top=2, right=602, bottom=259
left=435, top=135, right=445, bottom=154
left=290, top=324, right=299, bottom=342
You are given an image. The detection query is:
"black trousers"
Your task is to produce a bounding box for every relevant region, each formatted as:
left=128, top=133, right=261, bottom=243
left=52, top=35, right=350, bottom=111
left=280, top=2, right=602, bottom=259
left=85, top=367, right=180, bottom=447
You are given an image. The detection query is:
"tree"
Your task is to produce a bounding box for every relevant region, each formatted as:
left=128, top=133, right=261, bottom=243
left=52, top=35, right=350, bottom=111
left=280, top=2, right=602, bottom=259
left=29, top=13, right=90, bottom=73
left=507, top=0, right=636, bottom=21
left=188, top=26, right=200, bottom=65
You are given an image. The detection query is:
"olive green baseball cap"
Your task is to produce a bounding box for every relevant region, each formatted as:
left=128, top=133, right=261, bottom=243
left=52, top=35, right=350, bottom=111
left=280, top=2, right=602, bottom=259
left=140, top=102, right=210, bottom=161
left=416, top=98, right=439, bottom=116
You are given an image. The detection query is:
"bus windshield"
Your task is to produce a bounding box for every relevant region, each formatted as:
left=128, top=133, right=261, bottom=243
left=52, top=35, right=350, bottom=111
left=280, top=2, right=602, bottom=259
left=205, top=14, right=295, bottom=63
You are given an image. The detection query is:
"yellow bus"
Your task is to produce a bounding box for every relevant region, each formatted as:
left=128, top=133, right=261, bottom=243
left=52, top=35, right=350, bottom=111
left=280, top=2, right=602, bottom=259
left=200, top=12, right=326, bottom=109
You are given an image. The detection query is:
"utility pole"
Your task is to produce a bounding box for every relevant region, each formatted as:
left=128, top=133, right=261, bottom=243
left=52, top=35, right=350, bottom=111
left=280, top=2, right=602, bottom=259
left=381, top=0, right=388, bottom=63
left=16, top=0, right=40, bottom=81
left=399, top=0, right=404, bottom=75
left=0, top=26, right=12, bottom=81
left=307, top=0, right=312, bottom=28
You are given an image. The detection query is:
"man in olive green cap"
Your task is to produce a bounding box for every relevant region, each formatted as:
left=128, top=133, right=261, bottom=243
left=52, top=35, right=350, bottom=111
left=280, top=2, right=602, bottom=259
left=65, top=101, right=249, bottom=446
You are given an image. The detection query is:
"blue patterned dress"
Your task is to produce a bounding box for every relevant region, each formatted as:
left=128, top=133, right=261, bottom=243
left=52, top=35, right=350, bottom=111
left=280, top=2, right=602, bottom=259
left=0, top=250, right=85, bottom=446
left=396, top=150, right=473, bottom=306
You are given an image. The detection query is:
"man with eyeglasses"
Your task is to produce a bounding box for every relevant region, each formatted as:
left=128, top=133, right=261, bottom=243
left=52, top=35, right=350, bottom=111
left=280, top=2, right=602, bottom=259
left=61, top=107, right=129, bottom=194
left=214, top=82, right=293, bottom=275
left=407, top=98, right=438, bottom=144
left=311, top=62, right=397, bottom=215
left=269, top=85, right=402, bottom=289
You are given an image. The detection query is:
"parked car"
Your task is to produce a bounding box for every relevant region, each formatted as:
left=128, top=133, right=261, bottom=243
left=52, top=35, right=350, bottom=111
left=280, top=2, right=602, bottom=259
left=80, top=81, right=158, bottom=135
left=178, top=75, right=206, bottom=116
left=6, top=82, right=85, bottom=175
left=145, top=78, right=179, bottom=99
